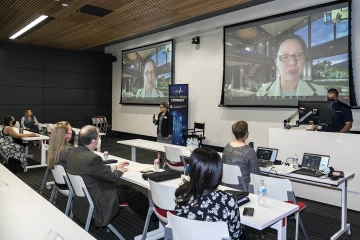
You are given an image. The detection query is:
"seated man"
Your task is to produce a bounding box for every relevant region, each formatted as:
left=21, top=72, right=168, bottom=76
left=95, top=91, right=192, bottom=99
left=67, top=125, right=149, bottom=227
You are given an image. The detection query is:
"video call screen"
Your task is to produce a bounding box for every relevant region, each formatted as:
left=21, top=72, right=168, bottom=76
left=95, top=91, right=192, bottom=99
left=223, top=2, right=351, bottom=107
left=257, top=148, right=277, bottom=162
left=120, top=40, right=173, bottom=105
left=302, top=154, right=330, bottom=169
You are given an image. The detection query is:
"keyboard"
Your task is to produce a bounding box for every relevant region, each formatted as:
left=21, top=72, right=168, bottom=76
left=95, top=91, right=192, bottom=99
left=294, top=169, right=323, bottom=177
left=258, top=161, right=273, bottom=168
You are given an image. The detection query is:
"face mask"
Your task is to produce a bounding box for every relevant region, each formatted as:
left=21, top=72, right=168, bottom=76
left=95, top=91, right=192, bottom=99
left=327, top=98, right=335, bottom=102
left=12, top=120, right=16, bottom=126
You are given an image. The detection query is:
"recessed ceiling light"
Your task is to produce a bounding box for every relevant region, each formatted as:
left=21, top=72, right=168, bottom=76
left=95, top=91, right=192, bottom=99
left=9, top=15, right=49, bottom=39
left=62, top=3, right=68, bottom=7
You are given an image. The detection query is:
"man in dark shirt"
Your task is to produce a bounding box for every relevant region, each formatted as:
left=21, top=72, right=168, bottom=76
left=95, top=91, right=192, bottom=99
left=313, top=88, right=353, bottom=132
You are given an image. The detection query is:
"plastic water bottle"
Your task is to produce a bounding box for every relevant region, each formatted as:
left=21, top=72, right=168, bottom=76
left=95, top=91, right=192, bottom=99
left=188, top=138, right=194, bottom=151
left=293, top=153, right=299, bottom=169
left=193, top=138, right=199, bottom=149
left=257, top=180, right=266, bottom=206
left=186, top=138, right=190, bottom=150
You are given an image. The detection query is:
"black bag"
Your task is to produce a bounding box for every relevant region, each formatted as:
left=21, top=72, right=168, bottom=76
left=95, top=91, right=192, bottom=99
left=142, top=169, right=182, bottom=182
left=6, top=157, right=24, bottom=173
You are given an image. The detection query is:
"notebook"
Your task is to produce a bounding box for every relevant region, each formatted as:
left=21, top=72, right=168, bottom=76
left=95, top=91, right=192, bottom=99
left=256, top=147, right=278, bottom=167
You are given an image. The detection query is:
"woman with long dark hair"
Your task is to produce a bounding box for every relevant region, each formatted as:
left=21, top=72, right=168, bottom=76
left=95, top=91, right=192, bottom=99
left=175, top=147, right=244, bottom=240
left=0, top=115, right=36, bottom=170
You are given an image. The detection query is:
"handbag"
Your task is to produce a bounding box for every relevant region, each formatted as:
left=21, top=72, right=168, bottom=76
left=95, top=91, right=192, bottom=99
left=6, top=157, right=24, bottom=173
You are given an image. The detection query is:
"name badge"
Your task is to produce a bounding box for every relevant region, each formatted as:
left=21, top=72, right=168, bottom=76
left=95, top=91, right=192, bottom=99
left=164, top=116, right=167, bottom=119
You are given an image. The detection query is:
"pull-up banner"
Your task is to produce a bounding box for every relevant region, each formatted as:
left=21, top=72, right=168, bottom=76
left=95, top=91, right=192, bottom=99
left=169, top=84, right=188, bottom=146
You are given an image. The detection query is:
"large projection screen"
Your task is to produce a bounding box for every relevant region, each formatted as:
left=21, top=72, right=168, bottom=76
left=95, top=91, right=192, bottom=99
left=222, top=1, right=354, bottom=107
left=121, top=40, right=174, bottom=105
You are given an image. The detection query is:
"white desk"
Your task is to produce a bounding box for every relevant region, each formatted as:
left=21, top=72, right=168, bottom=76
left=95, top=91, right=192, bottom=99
left=100, top=153, right=298, bottom=240
left=117, top=139, right=222, bottom=161
left=13, top=127, right=49, bottom=169
left=261, top=165, right=354, bottom=240
left=0, top=164, right=95, bottom=240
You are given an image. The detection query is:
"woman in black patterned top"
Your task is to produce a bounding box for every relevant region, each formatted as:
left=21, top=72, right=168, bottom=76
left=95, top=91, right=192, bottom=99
left=175, top=148, right=245, bottom=240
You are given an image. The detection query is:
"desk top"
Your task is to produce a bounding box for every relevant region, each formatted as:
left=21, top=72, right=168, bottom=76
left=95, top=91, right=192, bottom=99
left=117, top=139, right=223, bottom=157
left=100, top=153, right=298, bottom=231
left=260, top=166, right=355, bottom=187
left=12, top=127, right=49, bottom=141
left=0, top=164, right=95, bottom=240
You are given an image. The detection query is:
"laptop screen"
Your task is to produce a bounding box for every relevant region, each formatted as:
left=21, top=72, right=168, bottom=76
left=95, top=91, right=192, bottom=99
left=301, top=153, right=330, bottom=170
left=256, top=147, right=278, bottom=163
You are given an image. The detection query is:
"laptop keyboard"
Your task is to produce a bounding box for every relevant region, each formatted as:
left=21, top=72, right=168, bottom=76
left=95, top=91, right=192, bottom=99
left=258, top=162, right=273, bottom=168
left=295, top=169, right=323, bottom=177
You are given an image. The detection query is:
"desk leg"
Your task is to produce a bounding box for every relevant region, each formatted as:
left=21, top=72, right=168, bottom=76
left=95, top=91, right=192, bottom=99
left=131, top=146, right=137, bottom=162
left=330, top=181, right=351, bottom=240
left=271, top=218, right=286, bottom=240
left=27, top=139, right=47, bottom=169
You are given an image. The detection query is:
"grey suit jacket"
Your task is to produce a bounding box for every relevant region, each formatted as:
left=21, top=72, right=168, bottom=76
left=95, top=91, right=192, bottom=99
left=66, top=146, right=123, bottom=227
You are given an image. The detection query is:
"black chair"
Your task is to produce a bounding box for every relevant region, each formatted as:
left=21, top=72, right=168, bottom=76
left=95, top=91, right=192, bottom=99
left=182, top=122, right=205, bottom=147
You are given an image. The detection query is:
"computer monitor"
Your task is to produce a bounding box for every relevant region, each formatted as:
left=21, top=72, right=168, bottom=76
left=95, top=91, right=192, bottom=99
left=298, top=101, right=335, bottom=127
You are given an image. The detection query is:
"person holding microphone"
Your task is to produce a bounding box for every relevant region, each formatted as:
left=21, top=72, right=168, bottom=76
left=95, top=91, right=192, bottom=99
left=152, top=102, right=173, bottom=160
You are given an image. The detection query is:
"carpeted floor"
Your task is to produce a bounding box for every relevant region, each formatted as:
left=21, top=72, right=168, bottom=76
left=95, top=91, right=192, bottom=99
left=17, top=136, right=359, bottom=240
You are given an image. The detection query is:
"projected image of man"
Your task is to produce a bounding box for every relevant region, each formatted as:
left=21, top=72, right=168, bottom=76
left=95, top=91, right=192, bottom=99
left=257, top=34, right=327, bottom=97
left=136, top=59, right=164, bottom=98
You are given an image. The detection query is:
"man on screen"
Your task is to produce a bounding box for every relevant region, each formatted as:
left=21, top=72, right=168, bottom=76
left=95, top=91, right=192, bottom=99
left=311, top=88, right=353, bottom=133
left=257, top=34, right=327, bottom=97
left=136, top=59, right=164, bottom=98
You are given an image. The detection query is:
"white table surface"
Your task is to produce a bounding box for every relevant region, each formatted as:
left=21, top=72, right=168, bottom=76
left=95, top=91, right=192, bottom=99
left=12, top=127, right=49, bottom=141
left=0, top=164, right=95, bottom=240
left=98, top=153, right=298, bottom=232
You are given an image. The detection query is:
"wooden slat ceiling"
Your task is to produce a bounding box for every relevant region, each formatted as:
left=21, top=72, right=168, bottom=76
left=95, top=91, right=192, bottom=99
left=0, top=0, right=252, bottom=50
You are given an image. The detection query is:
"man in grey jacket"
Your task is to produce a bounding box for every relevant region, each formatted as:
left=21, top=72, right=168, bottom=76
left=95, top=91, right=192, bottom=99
left=67, top=125, right=149, bottom=227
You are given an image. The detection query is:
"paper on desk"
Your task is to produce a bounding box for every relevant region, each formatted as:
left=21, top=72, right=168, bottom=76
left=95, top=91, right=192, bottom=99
left=273, top=165, right=297, bottom=174
left=127, top=163, right=154, bottom=172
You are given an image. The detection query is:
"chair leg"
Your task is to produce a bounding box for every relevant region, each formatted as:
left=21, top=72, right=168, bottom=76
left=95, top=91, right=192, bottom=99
left=85, top=204, right=94, bottom=232
left=107, top=224, right=126, bottom=240
left=295, top=212, right=299, bottom=240
left=70, top=210, right=74, bottom=220
left=65, top=191, right=73, bottom=216
left=53, top=188, right=58, bottom=205
left=164, top=225, right=173, bottom=240
left=40, top=168, right=49, bottom=194
left=141, top=207, right=155, bottom=240
left=298, top=214, right=309, bottom=240
left=49, top=185, right=56, bottom=204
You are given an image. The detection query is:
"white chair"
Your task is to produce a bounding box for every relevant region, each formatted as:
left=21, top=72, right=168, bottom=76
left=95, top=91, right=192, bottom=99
left=14, top=121, right=20, bottom=128
left=249, top=173, right=308, bottom=240
left=167, top=212, right=231, bottom=240
left=141, top=180, right=176, bottom=240
left=67, top=173, right=126, bottom=240
left=48, top=165, right=74, bottom=216
left=164, top=146, right=186, bottom=174
left=98, top=116, right=107, bottom=136
left=222, top=163, right=247, bottom=191
left=103, top=116, right=116, bottom=137
left=45, top=124, right=54, bottom=135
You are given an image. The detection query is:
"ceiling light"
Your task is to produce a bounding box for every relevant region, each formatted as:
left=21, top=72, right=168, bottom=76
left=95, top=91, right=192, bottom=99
left=9, top=15, right=48, bottom=39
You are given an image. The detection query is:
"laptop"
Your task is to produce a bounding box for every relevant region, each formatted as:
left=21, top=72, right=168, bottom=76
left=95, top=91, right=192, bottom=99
left=293, top=153, right=330, bottom=177
left=256, top=147, right=278, bottom=168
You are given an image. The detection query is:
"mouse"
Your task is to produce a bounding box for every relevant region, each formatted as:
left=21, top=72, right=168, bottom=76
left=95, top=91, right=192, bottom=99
left=330, top=176, right=339, bottom=181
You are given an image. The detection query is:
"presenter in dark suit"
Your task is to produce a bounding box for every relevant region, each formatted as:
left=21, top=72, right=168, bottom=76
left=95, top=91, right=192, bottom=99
left=153, top=102, right=173, bottom=159
left=66, top=125, right=149, bottom=227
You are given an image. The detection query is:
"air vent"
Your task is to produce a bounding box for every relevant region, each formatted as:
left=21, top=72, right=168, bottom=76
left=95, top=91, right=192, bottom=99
left=77, top=5, right=113, bottom=17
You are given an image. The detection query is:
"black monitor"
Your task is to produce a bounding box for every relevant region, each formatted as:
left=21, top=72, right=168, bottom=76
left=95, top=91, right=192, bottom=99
left=298, top=101, right=335, bottom=127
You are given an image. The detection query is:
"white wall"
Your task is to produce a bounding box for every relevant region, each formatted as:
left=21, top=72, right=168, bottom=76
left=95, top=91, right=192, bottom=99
left=107, top=0, right=360, bottom=148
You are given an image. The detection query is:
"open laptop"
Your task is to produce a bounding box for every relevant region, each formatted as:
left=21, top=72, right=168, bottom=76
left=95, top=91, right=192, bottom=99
left=293, top=153, right=330, bottom=177
left=256, top=147, right=278, bottom=168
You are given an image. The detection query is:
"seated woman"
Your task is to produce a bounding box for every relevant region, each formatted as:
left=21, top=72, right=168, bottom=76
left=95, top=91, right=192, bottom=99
left=21, top=110, right=39, bottom=133
left=222, top=121, right=260, bottom=191
left=0, top=115, right=36, bottom=170
left=47, top=121, right=75, bottom=169
left=175, top=148, right=245, bottom=240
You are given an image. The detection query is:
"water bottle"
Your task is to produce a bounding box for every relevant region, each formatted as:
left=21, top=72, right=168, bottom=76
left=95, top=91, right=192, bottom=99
left=293, top=153, right=299, bottom=169
left=257, top=180, right=266, bottom=206
left=19, top=126, right=24, bottom=134
left=188, top=138, right=194, bottom=151
left=193, top=138, right=199, bottom=149
left=186, top=138, right=190, bottom=150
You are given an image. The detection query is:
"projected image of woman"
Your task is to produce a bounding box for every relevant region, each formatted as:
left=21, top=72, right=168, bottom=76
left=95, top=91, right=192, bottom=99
left=257, top=34, right=327, bottom=97
left=136, top=59, right=164, bottom=98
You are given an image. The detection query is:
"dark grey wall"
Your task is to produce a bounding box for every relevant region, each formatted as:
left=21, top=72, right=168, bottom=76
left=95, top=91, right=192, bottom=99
left=0, top=41, right=112, bottom=127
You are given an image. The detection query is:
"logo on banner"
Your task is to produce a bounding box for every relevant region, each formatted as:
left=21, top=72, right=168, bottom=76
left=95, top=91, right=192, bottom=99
left=172, top=87, right=184, bottom=95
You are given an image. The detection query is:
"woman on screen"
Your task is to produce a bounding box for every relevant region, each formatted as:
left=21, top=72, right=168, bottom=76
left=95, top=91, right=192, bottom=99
left=136, top=59, right=164, bottom=98
left=256, top=34, right=327, bottom=97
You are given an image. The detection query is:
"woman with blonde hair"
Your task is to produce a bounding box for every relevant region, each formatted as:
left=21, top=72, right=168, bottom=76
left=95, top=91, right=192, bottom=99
left=47, top=121, right=74, bottom=169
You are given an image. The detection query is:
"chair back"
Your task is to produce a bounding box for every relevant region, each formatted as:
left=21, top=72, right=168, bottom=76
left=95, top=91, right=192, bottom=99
left=222, top=164, right=242, bottom=183
left=14, top=121, right=20, bottom=128
left=164, top=146, right=183, bottom=163
left=167, top=212, right=230, bottom=240
left=249, top=173, right=292, bottom=201
left=194, top=122, right=205, bottom=137
left=51, top=165, right=71, bottom=196
left=149, top=180, right=177, bottom=211
left=46, top=124, right=54, bottom=133
left=68, top=173, right=87, bottom=197
left=91, top=117, right=96, bottom=125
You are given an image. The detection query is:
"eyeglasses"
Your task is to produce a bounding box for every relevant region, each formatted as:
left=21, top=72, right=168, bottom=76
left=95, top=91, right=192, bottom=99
left=278, top=52, right=305, bottom=62
left=145, top=71, right=155, bottom=77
